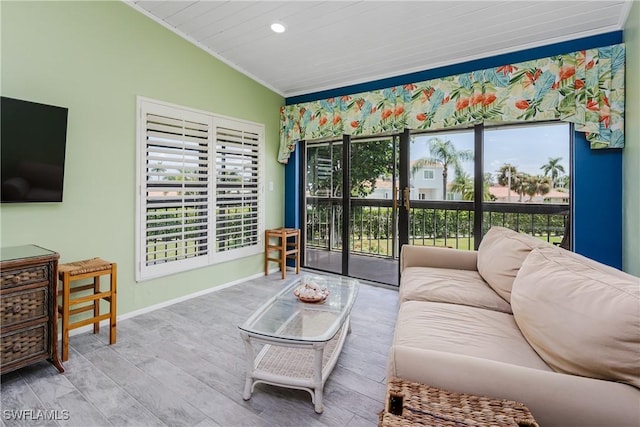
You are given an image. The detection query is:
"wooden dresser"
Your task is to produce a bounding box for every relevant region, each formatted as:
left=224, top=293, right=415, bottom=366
left=1, top=245, right=64, bottom=374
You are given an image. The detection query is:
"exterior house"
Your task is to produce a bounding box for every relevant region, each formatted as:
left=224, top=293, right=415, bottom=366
left=366, top=177, right=394, bottom=199
left=488, top=186, right=570, bottom=203
left=366, top=161, right=445, bottom=200
left=543, top=189, right=570, bottom=204
left=410, top=161, right=445, bottom=200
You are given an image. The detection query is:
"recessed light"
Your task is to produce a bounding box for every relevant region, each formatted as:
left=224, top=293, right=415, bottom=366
left=270, top=22, right=286, bottom=33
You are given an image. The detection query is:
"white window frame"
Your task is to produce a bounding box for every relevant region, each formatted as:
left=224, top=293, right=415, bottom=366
left=423, top=169, right=435, bottom=180
left=135, top=97, right=265, bottom=281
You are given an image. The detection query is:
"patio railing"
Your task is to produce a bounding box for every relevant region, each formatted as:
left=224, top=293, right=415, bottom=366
left=306, top=197, right=569, bottom=259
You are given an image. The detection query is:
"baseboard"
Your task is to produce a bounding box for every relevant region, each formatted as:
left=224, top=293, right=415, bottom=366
left=64, top=270, right=268, bottom=338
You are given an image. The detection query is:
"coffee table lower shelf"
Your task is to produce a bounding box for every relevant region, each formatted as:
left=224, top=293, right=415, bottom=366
left=240, top=319, right=349, bottom=413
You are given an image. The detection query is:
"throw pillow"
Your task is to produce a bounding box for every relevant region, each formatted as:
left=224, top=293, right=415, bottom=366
left=511, top=247, right=640, bottom=389
left=477, top=226, right=550, bottom=302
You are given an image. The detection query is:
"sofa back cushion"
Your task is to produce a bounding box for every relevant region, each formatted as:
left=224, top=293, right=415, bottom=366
left=477, top=226, right=550, bottom=302
left=400, top=267, right=513, bottom=313
left=511, top=247, right=640, bottom=389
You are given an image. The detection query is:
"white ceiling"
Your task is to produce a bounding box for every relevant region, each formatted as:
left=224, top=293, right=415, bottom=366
left=128, top=1, right=632, bottom=98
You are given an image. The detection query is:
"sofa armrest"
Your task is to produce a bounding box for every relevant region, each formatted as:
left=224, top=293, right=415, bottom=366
left=400, top=245, right=478, bottom=272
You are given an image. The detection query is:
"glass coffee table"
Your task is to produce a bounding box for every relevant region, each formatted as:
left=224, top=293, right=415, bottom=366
left=238, top=274, right=359, bottom=413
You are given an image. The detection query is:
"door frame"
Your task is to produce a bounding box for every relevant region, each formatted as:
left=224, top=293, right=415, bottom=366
left=301, top=134, right=403, bottom=285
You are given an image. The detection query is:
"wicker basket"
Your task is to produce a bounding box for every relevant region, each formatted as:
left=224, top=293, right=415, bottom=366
left=379, top=378, right=539, bottom=427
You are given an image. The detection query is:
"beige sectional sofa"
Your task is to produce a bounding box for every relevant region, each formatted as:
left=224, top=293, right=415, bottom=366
left=387, top=226, right=640, bottom=427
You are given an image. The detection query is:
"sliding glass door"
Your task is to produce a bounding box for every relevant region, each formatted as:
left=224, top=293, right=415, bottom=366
left=348, top=136, right=399, bottom=285
left=304, top=138, right=343, bottom=275
left=304, top=135, right=400, bottom=285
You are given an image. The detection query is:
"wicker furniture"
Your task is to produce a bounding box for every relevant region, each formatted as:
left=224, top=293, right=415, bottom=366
left=58, top=257, right=117, bottom=361
left=264, top=228, right=300, bottom=279
left=238, top=274, right=359, bottom=413
left=380, top=377, right=539, bottom=427
left=0, top=245, right=64, bottom=374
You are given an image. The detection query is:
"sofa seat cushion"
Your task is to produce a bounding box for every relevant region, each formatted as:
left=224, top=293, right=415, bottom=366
left=512, top=247, right=640, bottom=389
left=393, top=300, right=551, bottom=371
left=477, top=226, right=551, bottom=303
left=400, top=267, right=512, bottom=313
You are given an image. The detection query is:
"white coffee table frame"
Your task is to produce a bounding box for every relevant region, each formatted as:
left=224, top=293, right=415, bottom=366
left=238, top=275, right=358, bottom=413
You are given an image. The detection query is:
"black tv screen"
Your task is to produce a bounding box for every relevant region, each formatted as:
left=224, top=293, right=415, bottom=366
left=1, top=96, right=68, bottom=203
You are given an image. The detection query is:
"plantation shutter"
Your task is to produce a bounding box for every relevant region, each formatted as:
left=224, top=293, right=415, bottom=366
left=136, top=98, right=264, bottom=281
left=214, top=120, right=262, bottom=259
left=140, top=104, right=212, bottom=278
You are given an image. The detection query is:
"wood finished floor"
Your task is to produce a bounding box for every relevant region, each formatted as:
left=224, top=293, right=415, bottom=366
left=0, top=272, right=399, bottom=427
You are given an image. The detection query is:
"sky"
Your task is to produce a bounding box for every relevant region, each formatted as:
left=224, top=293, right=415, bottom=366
left=411, top=122, right=571, bottom=181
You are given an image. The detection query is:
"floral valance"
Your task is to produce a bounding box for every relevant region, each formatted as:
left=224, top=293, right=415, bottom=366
left=279, top=43, right=625, bottom=163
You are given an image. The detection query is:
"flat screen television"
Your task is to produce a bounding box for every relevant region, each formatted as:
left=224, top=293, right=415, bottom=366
left=1, top=96, right=68, bottom=203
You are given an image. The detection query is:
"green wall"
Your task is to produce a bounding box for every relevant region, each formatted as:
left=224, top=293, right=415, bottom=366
left=623, top=1, right=640, bottom=276
left=0, top=1, right=285, bottom=315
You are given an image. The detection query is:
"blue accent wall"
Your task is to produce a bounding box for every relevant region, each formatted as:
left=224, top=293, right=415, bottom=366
left=284, top=143, right=300, bottom=229
left=284, top=31, right=624, bottom=268
left=284, top=145, right=301, bottom=267
left=573, top=132, right=623, bottom=268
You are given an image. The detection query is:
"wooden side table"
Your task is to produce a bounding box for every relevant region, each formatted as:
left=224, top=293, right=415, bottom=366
left=264, top=228, right=300, bottom=279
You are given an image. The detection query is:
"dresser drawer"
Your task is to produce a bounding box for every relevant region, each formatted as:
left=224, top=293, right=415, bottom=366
left=0, top=323, right=48, bottom=367
left=1, top=265, right=49, bottom=290
left=1, top=287, right=48, bottom=328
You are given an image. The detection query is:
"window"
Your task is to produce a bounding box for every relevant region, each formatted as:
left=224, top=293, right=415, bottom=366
left=408, top=122, right=570, bottom=249
left=136, top=97, right=264, bottom=281
left=411, top=130, right=474, bottom=201
left=483, top=123, right=570, bottom=204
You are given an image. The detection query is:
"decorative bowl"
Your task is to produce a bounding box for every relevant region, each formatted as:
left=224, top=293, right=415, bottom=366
left=293, top=276, right=330, bottom=303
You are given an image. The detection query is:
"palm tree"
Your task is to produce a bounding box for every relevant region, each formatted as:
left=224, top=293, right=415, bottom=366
left=411, top=138, right=473, bottom=200
left=450, top=171, right=474, bottom=200
left=496, top=164, right=516, bottom=187
left=540, top=157, right=565, bottom=188
left=512, top=172, right=529, bottom=202
left=524, top=175, right=551, bottom=202
left=482, top=173, right=496, bottom=201
left=449, top=170, right=496, bottom=201
left=496, top=164, right=525, bottom=201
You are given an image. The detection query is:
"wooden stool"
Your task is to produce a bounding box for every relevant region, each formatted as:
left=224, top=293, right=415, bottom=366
left=58, top=258, right=116, bottom=362
left=265, top=228, right=300, bottom=279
